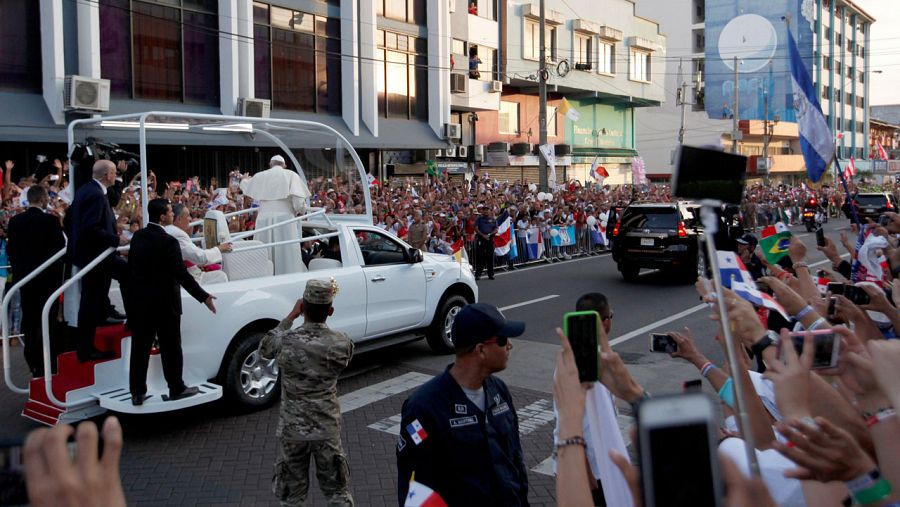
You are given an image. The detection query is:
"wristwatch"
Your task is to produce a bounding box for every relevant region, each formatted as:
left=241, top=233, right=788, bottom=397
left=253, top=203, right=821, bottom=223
left=750, top=330, right=780, bottom=357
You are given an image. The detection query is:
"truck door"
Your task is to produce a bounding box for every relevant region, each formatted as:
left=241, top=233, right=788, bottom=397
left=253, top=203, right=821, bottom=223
left=353, top=229, right=426, bottom=336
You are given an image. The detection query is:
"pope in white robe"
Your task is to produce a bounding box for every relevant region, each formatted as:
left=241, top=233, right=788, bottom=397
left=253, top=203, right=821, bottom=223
left=165, top=203, right=231, bottom=284
left=240, top=155, right=310, bottom=275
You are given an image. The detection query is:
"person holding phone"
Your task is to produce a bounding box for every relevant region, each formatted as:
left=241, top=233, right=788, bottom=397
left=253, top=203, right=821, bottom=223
left=396, top=303, right=528, bottom=506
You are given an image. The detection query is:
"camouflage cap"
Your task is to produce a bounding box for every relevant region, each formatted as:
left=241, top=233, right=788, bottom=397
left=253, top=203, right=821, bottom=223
left=304, top=278, right=336, bottom=305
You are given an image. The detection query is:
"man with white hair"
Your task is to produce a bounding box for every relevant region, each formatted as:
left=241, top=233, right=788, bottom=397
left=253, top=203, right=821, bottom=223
left=165, top=203, right=232, bottom=284
left=240, top=155, right=310, bottom=275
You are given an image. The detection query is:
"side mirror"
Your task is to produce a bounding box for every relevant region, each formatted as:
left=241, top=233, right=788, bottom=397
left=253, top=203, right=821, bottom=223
left=408, top=247, right=423, bottom=263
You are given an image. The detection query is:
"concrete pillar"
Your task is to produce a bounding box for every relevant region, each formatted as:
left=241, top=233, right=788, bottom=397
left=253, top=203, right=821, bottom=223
left=40, top=0, right=65, bottom=125
left=76, top=0, right=100, bottom=78
left=427, top=2, right=450, bottom=138
left=359, top=0, right=378, bottom=136
left=219, top=0, right=240, bottom=115
left=341, top=0, right=360, bottom=135
left=236, top=0, right=254, bottom=99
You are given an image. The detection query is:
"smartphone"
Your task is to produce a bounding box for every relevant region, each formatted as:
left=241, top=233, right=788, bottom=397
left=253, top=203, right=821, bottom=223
left=779, top=330, right=841, bottom=369
left=637, top=393, right=723, bottom=507
left=878, top=214, right=890, bottom=227
left=828, top=296, right=837, bottom=316
left=827, top=282, right=845, bottom=295
left=563, top=311, right=600, bottom=382
left=672, top=145, right=748, bottom=205
left=842, top=285, right=871, bottom=306
left=649, top=333, right=678, bottom=353
left=815, top=227, right=826, bottom=247
left=0, top=439, right=27, bottom=505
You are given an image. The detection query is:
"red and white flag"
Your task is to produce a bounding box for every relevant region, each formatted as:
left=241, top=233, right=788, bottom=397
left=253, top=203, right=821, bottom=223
left=450, top=238, right=468, bottom=264
left=876, top=141, right=889, bottom=161
left=843, top=157, right=857, bottom=180
left=405, top=479, right=447, bottom=507
left=493, top=214, right=512, bottom=256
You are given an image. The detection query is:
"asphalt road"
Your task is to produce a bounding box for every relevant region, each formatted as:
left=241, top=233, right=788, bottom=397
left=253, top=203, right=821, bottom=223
left=0, top=217, right=851, bottom=506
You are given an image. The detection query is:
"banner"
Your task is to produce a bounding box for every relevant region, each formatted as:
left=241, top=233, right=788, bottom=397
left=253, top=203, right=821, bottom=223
left=704, top=0, right=814, bottom=122
left=550, top=225, right=576, bottom=247
left=526, top=227, right=544, bottom=260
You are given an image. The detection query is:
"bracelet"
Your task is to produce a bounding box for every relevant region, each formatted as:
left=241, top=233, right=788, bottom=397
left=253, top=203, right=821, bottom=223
left=793, top=305, right=814, bottom=321
left=555, top=436, right=587, bottom=450
left=807, top=317, right=828, bottom=331
left=700, top=362, right=717, bottom=378
left=718, top=377, right=735, bottom=409
left=851, top=478, right=892, bottom=506
left=865, top=408, right=897, bottom=428
left=792, top=261, right=809, bottom=270
left=847, top=469, right=881, bottom=492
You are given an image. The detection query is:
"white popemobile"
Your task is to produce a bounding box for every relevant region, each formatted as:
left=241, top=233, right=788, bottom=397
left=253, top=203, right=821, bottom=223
left=0, top=113, right=477, bottom=425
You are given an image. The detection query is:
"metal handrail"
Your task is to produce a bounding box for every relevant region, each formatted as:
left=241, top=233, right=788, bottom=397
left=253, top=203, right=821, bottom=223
left=1, top=247, right=67, bottom=394
left=228, top=231, right=340, bottom=255
left=187, top=206, right=259, bottom=228
left=229, top=208, right=327, bottom=242
left=41, top=247, right=116, bottom=409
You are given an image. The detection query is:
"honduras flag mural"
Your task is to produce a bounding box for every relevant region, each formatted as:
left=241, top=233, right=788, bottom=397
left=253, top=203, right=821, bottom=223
left=787, top=21, right=834, bottom=183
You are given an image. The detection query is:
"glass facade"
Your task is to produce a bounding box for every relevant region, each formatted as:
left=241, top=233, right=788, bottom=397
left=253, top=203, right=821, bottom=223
left=376, top=29, right=428, bottom=120
left=376, top=0, right=426, bottom=25
left=0, top=0, right=42, bottom=92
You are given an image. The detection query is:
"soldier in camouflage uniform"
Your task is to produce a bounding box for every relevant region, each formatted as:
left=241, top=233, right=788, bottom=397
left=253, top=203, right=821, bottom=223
left=259, top=278, right=355, bottom=507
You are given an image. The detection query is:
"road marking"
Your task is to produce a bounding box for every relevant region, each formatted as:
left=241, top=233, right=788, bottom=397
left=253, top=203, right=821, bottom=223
left=499, top=295, right=559, bottom=312
left=493, top=254, right=608, bottom=277
left=608, top=253, right=850, bottom=348
left=339, top=372, right=432, bottom=414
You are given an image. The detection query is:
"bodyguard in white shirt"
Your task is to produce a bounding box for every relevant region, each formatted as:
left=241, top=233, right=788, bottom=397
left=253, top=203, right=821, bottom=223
left=164, top=203, right=232, bottom=284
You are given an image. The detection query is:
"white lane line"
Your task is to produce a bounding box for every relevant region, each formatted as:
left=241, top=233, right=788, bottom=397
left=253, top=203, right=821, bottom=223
left=339, top=372, right=432, bottom=414
left=499, top=295, right=559, bottom=312
left=608, top=253, right=850, bottom=348
left=493, top=254, right=607, bottom=277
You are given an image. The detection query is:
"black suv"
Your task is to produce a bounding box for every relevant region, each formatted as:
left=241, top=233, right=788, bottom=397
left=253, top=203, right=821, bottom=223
left=846, top=192, right=899, bottom=222
left=610, top=202, right=744, bottom=282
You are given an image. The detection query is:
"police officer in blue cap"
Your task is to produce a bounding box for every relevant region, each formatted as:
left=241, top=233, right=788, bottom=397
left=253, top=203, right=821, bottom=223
left=396, top=303, right=529, bottom=506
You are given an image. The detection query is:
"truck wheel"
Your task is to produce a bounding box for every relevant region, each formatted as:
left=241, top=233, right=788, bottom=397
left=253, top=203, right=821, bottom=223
left=425, top=295, right=468, bottom=354
left=620, top=263, right=639, bottom=282
left=224, top=331, right=281, bottom=409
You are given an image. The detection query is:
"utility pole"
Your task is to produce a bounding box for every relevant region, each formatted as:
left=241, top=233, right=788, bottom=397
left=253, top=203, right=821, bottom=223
left=731, top=56, right=740, bottom=154
left=763, top=90, right=770, bottom=184
left=538, top=0, right=549, bottom=191
left=677, top=59, right=687, bottom=145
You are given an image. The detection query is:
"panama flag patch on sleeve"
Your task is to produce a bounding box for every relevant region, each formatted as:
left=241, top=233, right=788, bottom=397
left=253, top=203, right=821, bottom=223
left=406, top=419, right=428, bottom=445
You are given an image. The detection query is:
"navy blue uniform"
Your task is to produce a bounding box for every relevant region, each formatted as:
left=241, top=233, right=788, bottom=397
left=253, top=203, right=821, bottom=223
left=396, top=366, right=529, bottom=506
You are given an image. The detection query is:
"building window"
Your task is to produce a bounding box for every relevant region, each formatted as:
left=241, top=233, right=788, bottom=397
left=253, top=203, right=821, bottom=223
left=575, top=33, right=592, bottom=69
left=846, top=91, right=852, bottom=104
left=499, top=101, right=519, bottom=134
left=859, top=71, right=865, bottom=83
left=630, top=49, right=651, bottom=82
left=253, top=3, right=341, bottom=114
left=524, top=20, right=555, bottom=61
left=376, top=0, right=426, bottom=25
left=99, top=0, right=219, bottom=104
left=547, top=106, right=557, bottom=137
left=824, top=57, right=831, bottom=71
left=468, top=45, right=494, bottom=81
left=452, top=39, right=466, bottom=56
left=598, top=41, right=616, bottom=74
left=822, top=85, right=831, bottom=101
left=0, top=0, right=42, bottom=92
left=377, top=29, right=428, bottom=120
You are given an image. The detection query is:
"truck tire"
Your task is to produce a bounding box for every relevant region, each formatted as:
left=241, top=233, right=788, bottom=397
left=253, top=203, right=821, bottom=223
left=425, top=295, right=468, bottom=354
left=223, top=331, right=281, bottom=410
left=620, top=263, right=639, bottom=282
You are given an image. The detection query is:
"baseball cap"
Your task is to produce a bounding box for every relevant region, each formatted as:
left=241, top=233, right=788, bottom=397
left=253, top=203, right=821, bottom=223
left=736, top=233, right=758, bottom=246
left=451, top=303, right=525, bottom=349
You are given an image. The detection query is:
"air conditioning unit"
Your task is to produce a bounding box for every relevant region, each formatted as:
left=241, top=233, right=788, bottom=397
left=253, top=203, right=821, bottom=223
left=237, top=97, right=271, bottom=118
left=487, top=141, right=510, bottom=152
left=450, top=73, right=468, bottom=93
left=444, top=123, right=462, bottom=139
left=458, top=145, right=469, bottom=158
left=474, top=144, right=485, bottom=161
left=490, top=80, right=503, bottom=93
left=64, top=75, right=110, bottom=111
left=445, top=145, right=457, bottom=157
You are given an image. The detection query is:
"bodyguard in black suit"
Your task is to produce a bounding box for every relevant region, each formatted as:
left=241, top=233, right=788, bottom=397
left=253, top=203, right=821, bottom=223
left=65, top=160, right=130, bottom=362
left=7, top=186, right=66, bottom=376
left=128, top=199, right=217, bottom=406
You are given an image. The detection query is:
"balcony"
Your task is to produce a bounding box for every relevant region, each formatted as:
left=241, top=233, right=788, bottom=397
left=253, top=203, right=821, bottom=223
left=452, top=8, right=499, bottom=49
left=450, top=74, right=501, bottom=112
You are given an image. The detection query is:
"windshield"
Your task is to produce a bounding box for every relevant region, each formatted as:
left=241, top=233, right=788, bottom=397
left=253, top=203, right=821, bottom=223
left=622, top=208, right=679, bottom=230
left=856, top=195, right=888, bottom=206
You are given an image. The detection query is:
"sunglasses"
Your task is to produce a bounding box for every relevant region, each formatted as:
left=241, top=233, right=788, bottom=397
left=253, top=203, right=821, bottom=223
left=482, top=336, right=509, bottom=347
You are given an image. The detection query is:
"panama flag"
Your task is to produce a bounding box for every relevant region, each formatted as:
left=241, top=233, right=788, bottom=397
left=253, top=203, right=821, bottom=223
left=560, top=97, right=581, bottom=122
left=843, top=157, right=857, bottom=180
left=493, top=214, right=512, bottom=256
left=450, top=239, right=468, bottom=264
left=787, top=26, right=834, bottom=183
left=759, top=223, right=792, bottom=265
left=731, top=280, right=790, bottom=320
left=526, top=226, right=544, bottom=260
left=717, top=251, right=755, bottom=289
left=405, top=478, right=448, bottom=507
left=406, top=419, right=428, bottom=445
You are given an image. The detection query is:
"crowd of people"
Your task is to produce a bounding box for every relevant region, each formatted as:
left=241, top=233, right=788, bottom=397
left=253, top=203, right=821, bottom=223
left=6, top=151, right=900, bottom=506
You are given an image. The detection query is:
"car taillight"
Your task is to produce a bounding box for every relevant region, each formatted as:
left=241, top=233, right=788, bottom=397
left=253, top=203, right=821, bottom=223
left=677, top=221, right=687, bottom=238
left=613, top=220, right=621, bottom=237
left=887, top=200, right=894, bottom=209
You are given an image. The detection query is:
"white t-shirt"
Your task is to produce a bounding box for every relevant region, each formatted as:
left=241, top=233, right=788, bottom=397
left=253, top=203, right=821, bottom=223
left=718, top=438, right=807, bottom=507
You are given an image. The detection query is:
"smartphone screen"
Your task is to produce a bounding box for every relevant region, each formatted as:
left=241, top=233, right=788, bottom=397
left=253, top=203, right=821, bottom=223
left=827, top=282, right=845, bottom=295
left=564, top=312, right=599, bottom=382
left=815, top=227, right=826, bottom=247
left=842, top=285, right=871, bottom=306
left=649, top=333, right=678, bottom=353
left=0, top=440, right=28, bottom=505
left=784, top=332, right=840, bottom=369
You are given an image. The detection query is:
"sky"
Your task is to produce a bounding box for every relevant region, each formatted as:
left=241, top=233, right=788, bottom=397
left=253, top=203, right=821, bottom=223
left=858, top=0, right=900, bottom=105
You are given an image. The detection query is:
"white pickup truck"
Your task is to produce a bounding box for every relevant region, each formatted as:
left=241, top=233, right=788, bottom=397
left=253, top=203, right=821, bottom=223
left=1, top=113, right=478, bottom=425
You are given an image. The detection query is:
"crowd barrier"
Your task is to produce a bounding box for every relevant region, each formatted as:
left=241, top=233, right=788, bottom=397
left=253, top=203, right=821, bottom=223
left=459, top=224, right=609, bottom=272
